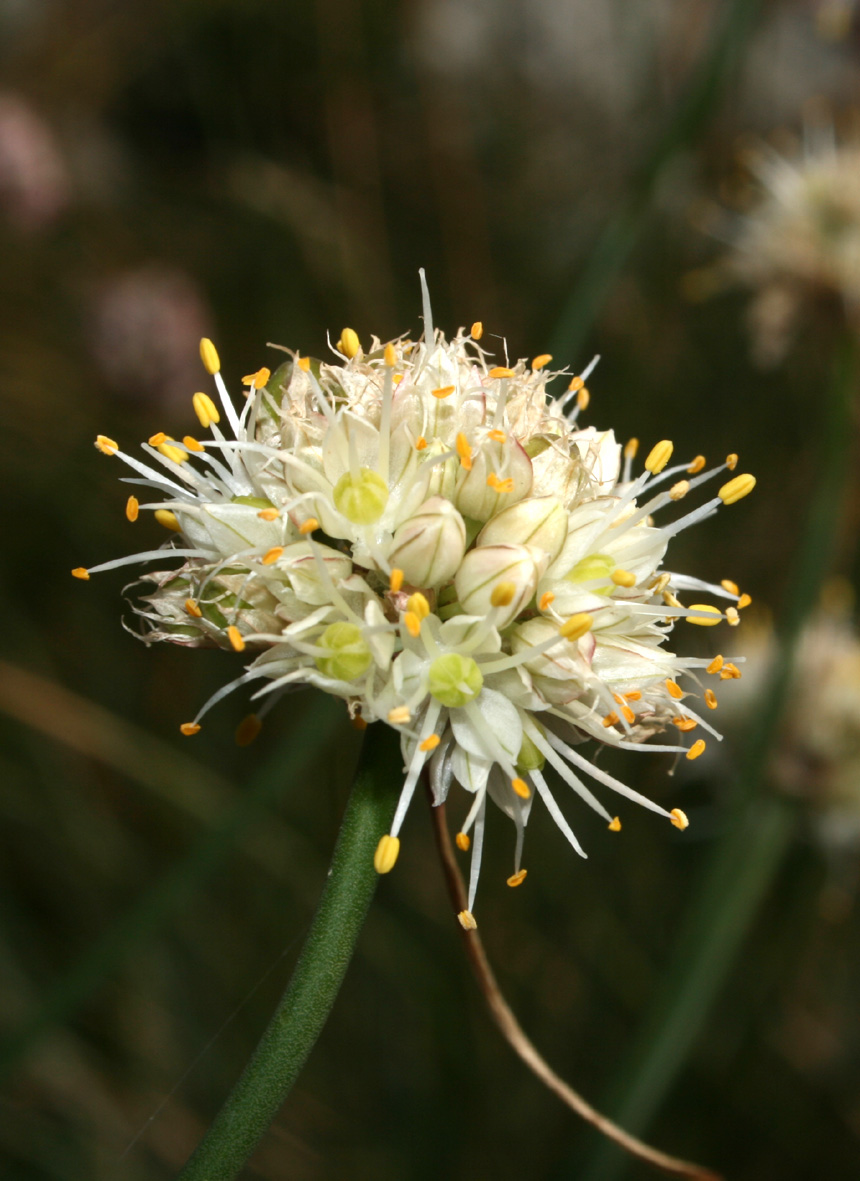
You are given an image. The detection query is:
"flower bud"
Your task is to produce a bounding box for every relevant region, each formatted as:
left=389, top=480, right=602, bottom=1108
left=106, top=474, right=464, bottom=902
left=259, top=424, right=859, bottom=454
left=454, top=544, right=540, bottom=628
left=453, top=438, right=533, bottom=522
left=314, top=622, right=373, bottom=681
left=389, top=497, right=467, bottom=588
left=477, top=496, right=568, bottom=562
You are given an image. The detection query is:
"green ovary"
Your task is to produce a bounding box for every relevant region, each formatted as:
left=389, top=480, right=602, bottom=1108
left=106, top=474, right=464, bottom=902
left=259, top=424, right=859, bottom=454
left=315, top=622, right=373, bottom=681
left=428, top=653, right=484, bottom=708
left=565, top=553, right=615, bottom=584
left=516, top=733, right=545, bottom=773
left=333, top=468, right=389, bottom=524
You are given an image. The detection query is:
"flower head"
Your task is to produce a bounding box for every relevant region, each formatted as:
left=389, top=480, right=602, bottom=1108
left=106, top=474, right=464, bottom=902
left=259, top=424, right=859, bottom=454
left=76, top=273, right=756, bottom=925
left=690, top=131, right=860, bottom=364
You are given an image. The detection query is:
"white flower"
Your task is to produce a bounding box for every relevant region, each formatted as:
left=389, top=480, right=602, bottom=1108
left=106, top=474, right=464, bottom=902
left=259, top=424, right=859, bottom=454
left=75, top=273, right=757, bottom=926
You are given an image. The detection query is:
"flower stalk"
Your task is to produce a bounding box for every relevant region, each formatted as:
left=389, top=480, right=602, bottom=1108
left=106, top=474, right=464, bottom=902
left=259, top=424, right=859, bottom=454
left=178, top=723, right=402, bottom=1181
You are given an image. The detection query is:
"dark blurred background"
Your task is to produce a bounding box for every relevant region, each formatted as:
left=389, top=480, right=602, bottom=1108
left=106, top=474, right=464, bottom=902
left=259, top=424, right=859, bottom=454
left=3, top=1, right=860, bottom=1178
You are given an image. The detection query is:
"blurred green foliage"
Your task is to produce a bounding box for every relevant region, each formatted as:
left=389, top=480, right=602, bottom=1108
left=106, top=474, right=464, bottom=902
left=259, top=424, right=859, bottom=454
left=2, top=1, right=860, bottom=1178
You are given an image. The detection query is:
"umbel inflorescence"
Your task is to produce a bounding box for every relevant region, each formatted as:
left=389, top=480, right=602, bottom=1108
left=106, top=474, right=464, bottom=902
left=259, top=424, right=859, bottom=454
left=75, top=275, right=755, bottom=927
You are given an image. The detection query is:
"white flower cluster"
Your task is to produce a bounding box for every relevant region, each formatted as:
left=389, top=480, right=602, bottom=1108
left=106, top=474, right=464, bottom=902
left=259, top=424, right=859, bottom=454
left=75, top=276, right=756, bottom=926
left=689, top=133, right=860, bottom=365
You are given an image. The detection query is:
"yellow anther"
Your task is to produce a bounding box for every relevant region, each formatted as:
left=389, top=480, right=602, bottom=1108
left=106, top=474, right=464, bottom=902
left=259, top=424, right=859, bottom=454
left=686, top=739, right=706, bottom=760
left=670, top=807, right=689, bottom=830
left=719, top=473, right=756, bottom=505
left=155, top=509, right=181, bottom=532
left=721, top=579, right=739, bottom=595
left=725, top=453, right=738, bottom=470
left=611, top=568, right=636, bottom=588
left=199, top=337, right=221, bottom=375
left=707, top=654, right=724, bottom=674
left=394, top=374, right=404, bottom=385
left=720, top=662, right=741, bottom=680
left=663, top=589, right=682, bottom=609
left=507, top=869, right=528, bottom=887
left=337, top=328, right=361, bottom=359
left=471, top=321, right=483, bottom=340
left=687, top=455, right=706, bottom=474
left=650, top=572, right=671, bottom=594
left=432, top=384, right=455, bottom=399
left=192, top=391, right=220, bottom=428
left=389, top=568, right=404, bottom=593
left=456, top=831, right=471, bottom=851
left=511, top=777, right=531, bottom=799
left=404, top=611, right=420, bottom=637
left=262, top=546, right=284, bottom=565
left=95, top=434, right=118, bottom=455
left=559, top=612, right=593, bottom=641
left=235, top=714, right=262, bottom=746
left=488, top=429, right=507, bottom=443
left=148, top=431, right=167, bottom=446
left=623, top=690, right=642, bottom=701
left=258, top=507, right=279, bottom=521
left=407, top=592, right=430, bottom=620
left=227, top=625, right=245, bottom=652
left=621, top=705, right=635, bottom=724
left=158, top=442, right=188, bottom=464
left=539, top=591, right=555, bottom=611
left=185, top=598, right=202, bottom=618
left=705, top=689, right=718, bottom=710
left=299, top=517, right=319, bottom=535
left=242, top=367, right=271, bottom=389
left=665, top=679, right=683, bottom=700
left=737, top=593, right=752, bottom=610
left=297, top=356, right=311, bottom=372
left=490, top=581, right=516, bottom=608
left=388, top=706, right=411, bottom=724
left=126, top=495, right=139, bottom=522
left=687, top=604, right=723, bottom=626
left=351, top=714, right=368, bottom=731
left=489, top=366, right=514, bottom=379
left=669, top=480, right=690, bottom=501
left=415, top=436, right=427, bottom=451
left=672, top=717, right=698, bottom=732
left=183, top=435, right=204, bottom=452
left=420, top=733, right=441, bottom=752
left=577, top=388, right=590, bottom=411
left=71, top=567, right=90, bottom=580
left=531, top=353, right=552, bottom=370
left=456, top=432, right=472, bottom=471
left=608, top=817, right=622, bottom=832
left=374, top=834, right=400, bottom=874
left=458, top=910, right=478, bottom=930
left=180, top=722, right=201, bottom=736
left=602, top=712, right=620, bottom=728
left=487, top=473, right=514, bottom=493
left=624, top=437, right=639, bottom=460
left=645, top=439, right=673, bottom=474
left=384, top=342, right=397, bottom=367
left=726, top=606, right=740, bottom=627
left=568, top=375, right=584, bottom=392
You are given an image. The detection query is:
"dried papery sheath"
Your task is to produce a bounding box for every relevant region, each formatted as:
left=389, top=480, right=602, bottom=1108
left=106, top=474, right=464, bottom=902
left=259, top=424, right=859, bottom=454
left=77, top=273, right=756, bottom=925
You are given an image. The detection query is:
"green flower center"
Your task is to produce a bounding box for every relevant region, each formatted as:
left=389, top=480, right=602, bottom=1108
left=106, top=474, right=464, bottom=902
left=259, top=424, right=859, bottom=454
left=315, top=622, right=373, bottom=681
left=333, top=468, right=389, bottom=524
left=515, top=733, right=545, bottom=773
left=428, top=653, right=483, bottom=708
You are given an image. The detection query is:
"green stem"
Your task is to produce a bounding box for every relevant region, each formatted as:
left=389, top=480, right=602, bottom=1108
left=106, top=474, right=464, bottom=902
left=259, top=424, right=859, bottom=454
left=178, top=722, right=402, bottom=1180
left=549, top=0, right=762, bottom=363
left=580, top=341, right=857, bottom=1181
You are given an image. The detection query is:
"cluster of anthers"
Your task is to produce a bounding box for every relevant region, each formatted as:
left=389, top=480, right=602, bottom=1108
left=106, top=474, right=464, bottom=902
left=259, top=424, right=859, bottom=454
left=75, top=275, right=756, bottom=927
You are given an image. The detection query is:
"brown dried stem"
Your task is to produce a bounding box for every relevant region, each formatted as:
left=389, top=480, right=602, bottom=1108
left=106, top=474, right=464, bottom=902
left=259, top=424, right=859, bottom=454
left=427, top=792, right=721, bottom=1181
